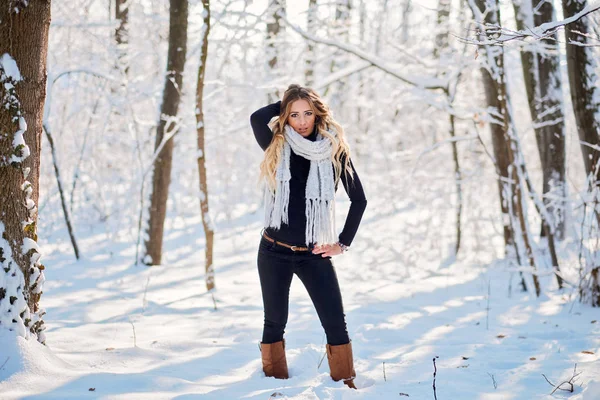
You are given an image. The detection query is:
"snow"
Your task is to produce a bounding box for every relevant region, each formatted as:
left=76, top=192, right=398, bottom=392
left=0, top=210, right=599, bottom=399
left=0, top=54, right=22, bottom=81
left=22, top=237, right=40, bottom=256
left=0, top=56, right=30, bottom=164
left=0, top=224, right=33, bottom=341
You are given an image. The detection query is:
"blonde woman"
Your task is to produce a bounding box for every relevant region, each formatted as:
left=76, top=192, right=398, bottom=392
left=250, top=84, right=367, bottom=389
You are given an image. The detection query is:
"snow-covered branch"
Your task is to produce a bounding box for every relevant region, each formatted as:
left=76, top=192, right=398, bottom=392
left=279, top=15, right=448, bottom=91
left=464, top=2, right=600, bottom=46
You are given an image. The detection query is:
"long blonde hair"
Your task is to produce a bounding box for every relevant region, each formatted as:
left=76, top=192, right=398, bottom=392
left=260, top=84, right=353, bottom=190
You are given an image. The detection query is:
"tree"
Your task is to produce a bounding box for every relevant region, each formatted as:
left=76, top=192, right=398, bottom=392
left=563, top=0, right=600, bottom=186
left=143, top=0, right=188, bottom=265
left=195, top=0, right=214, bottom=291
left=400, top=0, right=412, bottom=44
left=469, top=0, right=542, bottom=295
left=267, top=0, right=285, bottom=102
left=563, top=0, right=600, bottom=306
left=325, top=0, right=352, bottom=110
left=0, top=0, right=51, bottom=342
left=434, top=0, right=463, bottom=256
left=114, top=0, right=129, bottom=75
left=562, top=0, right=600, bottom=306
left=305, top=0, right=318, bottom=86
left=433, top=0, right=451, bottom=59
left=514, top=0, right=566, bottom=239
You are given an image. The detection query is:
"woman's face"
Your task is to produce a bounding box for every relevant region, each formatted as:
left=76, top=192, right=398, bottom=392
left=287, top=99, right=316, bottom=137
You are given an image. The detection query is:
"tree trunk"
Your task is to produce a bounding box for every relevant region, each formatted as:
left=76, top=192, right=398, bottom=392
left=0, top=0, right=51, bottom=342
left=143, top=0, right=188, bottom=265
left=476, top=48, right=513, bottom=248
left=433, top=0, right=451, bottom=58
left=400, top=0, right=412, bottom=44
left=514, top=0, right=566, bottom=239
left=195, top=0, right=215, bottom=291
left=267, top=0, right=285, bottom=102
left=563, top=0, right=600, bottom=185
left=433, top=0, right=462, bottom=255
left=115, top=0, right=129, bottom=74
left=327, top=0, right=352, bottom=110
left=562, top=0, right=600, bottom=306
left=470, top=0, right=541, bottom=295
left=305, top=0, right=317, bottom=86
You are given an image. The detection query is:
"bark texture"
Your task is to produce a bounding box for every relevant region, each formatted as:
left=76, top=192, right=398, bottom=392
left=563, top=0, right=600, bottom=183
left=0, top=0, right=51, bottom=341
left=195, top=0, right=215, bottom=291
left=144, top=0, right=188, bottom=265
left=514, top=0, right=566, bottom=238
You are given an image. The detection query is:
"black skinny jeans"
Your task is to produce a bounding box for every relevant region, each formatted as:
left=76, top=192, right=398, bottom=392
left=257, top=237, right=350, bottom=346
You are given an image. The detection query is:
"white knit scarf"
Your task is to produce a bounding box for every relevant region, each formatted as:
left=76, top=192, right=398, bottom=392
left=264, top=125, right=337, bottom=245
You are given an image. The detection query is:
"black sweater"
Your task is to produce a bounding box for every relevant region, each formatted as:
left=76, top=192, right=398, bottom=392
left=250, top=101, right=367, bottom=247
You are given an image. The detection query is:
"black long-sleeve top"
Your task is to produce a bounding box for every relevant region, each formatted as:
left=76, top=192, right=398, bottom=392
left=250, top=101, right=367, bottom=247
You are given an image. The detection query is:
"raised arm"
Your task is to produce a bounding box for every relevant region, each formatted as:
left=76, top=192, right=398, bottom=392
left=338, top=156, right=367, bottom=247
left=250, top=101, right=281, bottom=151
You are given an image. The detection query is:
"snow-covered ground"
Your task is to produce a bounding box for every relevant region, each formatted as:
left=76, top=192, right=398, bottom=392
left=1, top=202, right=599, bottom=400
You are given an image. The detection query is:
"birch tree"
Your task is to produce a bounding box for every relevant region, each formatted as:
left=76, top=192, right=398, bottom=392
left=0, top=0, right=51, bottom=342
left=143, top=0, right=188, bottom=265
left=195, top=0, right=214, bottom=291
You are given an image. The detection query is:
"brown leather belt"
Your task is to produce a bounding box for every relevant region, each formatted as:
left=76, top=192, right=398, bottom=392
left=262, top=231, right=310, bottom=252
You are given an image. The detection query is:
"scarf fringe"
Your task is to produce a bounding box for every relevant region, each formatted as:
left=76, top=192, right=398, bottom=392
left=305, top=198, right=336, bottom=245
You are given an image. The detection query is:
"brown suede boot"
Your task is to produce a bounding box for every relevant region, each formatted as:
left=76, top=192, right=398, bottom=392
left=326, top=342, right=357, bottom=389
left=260, top=340, right=289, bottom=379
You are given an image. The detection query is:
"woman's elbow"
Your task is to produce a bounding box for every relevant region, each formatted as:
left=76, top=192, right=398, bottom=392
left=250, top=111, right=260, bottom=127
left=353, top=197, right=367, bottom=211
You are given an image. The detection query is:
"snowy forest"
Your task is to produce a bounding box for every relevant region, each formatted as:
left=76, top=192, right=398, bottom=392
left=1, top=0, right=600, bottom=398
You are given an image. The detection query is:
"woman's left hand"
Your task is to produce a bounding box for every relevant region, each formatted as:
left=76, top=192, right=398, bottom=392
left=312, top=243, right=343, bottom=257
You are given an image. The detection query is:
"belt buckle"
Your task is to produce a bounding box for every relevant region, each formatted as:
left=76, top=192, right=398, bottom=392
left=290, top=245, right=298, bottom=252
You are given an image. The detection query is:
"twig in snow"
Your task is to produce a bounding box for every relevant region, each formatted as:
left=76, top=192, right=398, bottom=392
left=211, top=291, right=217, bottom=311
left=318, top=350, right=327, bottom=369
left=432, top=356, right=439, bottom=400
left=129, top=319, right=137, bottom=348
left=383, top=361, right=387, bottom=382
left=542, top=363, right=582, bottom=394
left=0, top=357, right=9, bottom=370
left=488, top=372, right=497, bottom=389
left=486, top=279, right=491, bottom=330
left=142, top=275, right=151, bottom=312
left=318, top=333, right=327, bottom=369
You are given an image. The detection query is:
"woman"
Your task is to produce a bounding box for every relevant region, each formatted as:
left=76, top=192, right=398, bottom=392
left=250, top=84, right=367, bottom=389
